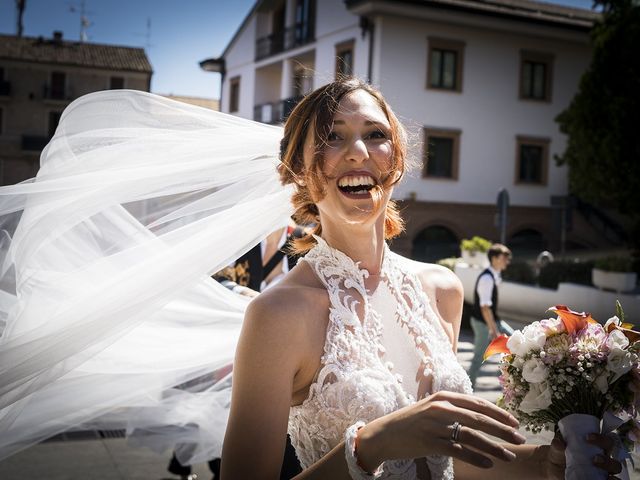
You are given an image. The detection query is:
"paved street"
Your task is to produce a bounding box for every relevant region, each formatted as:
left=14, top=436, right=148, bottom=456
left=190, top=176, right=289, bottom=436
left=0, top=329, right=637, bottom=479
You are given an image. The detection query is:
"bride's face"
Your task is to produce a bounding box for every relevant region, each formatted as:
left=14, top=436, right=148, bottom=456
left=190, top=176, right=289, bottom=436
left=303, top=89, right=394, bottom=227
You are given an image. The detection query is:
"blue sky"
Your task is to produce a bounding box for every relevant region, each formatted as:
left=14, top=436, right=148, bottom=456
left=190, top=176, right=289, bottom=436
left=0, top=0, right=596, bottom=99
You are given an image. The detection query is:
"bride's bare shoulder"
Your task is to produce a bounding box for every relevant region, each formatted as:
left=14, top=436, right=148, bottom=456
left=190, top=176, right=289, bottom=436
left=244, top=259, right=328, bottom=332
left=399, top=255, right=463, bottom=296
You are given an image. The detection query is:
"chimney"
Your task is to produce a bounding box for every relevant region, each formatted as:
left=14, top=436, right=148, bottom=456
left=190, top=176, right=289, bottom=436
left=52, top=31, right=63, bottom=45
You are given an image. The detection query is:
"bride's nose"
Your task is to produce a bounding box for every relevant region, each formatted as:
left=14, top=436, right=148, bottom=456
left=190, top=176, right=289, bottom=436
left=346, top=138, right=368, bottom=163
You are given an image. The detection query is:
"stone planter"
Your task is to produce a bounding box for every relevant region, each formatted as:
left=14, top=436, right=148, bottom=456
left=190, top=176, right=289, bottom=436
left=592, top=268, right=637, bottom=293
left=461, top=250, right=488, bottom=268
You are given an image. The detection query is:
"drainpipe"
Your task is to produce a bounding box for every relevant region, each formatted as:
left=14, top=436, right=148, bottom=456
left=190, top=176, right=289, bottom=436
left=359, top=16, right=374, bottom=84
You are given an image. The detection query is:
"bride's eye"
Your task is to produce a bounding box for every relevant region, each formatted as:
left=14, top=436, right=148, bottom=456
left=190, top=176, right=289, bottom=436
left=327, top=131, right=342, bottom=142
left=367, top=129, right=388, bottom=140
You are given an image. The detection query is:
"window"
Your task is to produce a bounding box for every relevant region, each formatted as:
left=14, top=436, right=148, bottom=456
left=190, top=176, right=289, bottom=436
left=423, top=128, right=460, bottom=179
left=110, top=76, right=125, bottom=89
left=520, top=51, right=553, bottom=102
left=516, top=136, right=549, bottom=185
left=335, top=40, right=355, bottom=79
left=229, top=76, right=240, bottom=113
left=427, top=38, right=465, bottom=92
left=294, top=0, right=315, bottom=46
left=0, top=107, right=3, bottom=135
left=50, top=71, right=66, bottom=99
left=48, top=111, right=62, bottom=138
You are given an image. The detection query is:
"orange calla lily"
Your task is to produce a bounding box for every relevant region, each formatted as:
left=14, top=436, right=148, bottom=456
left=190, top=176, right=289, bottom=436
left=483, top=334, right=510, bottom=361
left=549, top=305, right=595, bottom=335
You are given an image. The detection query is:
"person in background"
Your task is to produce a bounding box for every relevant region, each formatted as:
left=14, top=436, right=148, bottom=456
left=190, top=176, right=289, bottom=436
left=467, top=243, right=515, bottom=390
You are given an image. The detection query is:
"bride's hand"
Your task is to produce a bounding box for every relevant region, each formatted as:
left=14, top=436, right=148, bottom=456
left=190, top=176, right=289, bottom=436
left=543, top=432, right=624, bottom=479
left=356, top=390, right=527, bottom=471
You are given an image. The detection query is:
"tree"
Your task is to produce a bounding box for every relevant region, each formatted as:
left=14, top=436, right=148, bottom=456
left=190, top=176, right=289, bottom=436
left=555, top=0, right=640, bottom=247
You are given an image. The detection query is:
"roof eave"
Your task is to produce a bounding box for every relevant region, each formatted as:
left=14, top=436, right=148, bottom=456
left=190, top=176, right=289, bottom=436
left=345, top=0, right=598, bottom=32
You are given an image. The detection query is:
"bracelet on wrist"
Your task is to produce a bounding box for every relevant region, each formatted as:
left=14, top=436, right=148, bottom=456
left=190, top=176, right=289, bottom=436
left=345, top=421, right=382, bottom=479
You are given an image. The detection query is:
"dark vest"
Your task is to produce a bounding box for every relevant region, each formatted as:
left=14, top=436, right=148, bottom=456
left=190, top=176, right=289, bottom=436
left=213, top=227, right=303, bottom=291
left=472, top=268, right=499, bottom=323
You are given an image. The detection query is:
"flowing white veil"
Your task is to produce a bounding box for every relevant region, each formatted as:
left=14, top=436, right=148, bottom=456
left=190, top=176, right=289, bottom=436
left=0, top=90, right=294, bottom=463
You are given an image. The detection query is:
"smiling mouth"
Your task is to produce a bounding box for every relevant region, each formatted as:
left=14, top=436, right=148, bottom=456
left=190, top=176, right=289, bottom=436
left=337, top=174, right=376, bottom=196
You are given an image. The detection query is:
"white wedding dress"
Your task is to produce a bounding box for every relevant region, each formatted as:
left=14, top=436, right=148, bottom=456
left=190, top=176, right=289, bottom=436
left=0, top=90, right=472, bottom=478
left=290, top=237, right=472, bottom=479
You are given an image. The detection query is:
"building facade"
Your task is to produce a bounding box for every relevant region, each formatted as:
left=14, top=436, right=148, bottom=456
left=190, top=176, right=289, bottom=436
left=207, top=0, right=614, bottom=259
left=0, top=31, right=152, bottom=186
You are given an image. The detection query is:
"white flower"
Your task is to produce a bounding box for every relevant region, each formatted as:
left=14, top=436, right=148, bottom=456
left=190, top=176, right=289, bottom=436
left=507, top=322, right=547, bottom=357
left=606, top=329, right=629, bottom=350
left=519, top=381, right=552, bottom=414
left=607, top=348, right=634, bottom=381
left=594, top=371, right=609, bottom=394
left=522, top=357, right=549, bottom=383
left=604, top=316, right=621, bottom=330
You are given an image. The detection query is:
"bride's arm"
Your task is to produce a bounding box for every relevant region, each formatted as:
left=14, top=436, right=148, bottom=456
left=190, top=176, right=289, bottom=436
left=220, top=289, right=307, bottom=479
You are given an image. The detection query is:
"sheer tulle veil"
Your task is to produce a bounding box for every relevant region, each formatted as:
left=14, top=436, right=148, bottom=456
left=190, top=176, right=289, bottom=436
left=0, top=90, right=294, bottom=463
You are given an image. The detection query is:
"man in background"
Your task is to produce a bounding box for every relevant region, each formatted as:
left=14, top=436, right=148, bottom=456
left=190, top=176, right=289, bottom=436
left=467, top=243, right=514, bottom=389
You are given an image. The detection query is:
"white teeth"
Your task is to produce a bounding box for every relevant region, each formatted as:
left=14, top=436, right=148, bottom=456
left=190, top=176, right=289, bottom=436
left=338, top=175, right=375, bottom=188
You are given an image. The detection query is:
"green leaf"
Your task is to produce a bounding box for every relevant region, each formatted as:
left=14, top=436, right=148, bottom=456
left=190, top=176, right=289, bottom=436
left=616, top=300, right=625, bottom=323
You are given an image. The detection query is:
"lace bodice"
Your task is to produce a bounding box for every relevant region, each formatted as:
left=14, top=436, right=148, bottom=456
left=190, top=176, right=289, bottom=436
left=288, top=237, right=472, bottom=479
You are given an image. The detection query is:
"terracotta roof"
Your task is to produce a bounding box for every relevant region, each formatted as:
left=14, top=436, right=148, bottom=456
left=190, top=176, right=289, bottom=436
left=0, top=33, right=153, bottom=73
left=346, top=0, right=599, bottom=30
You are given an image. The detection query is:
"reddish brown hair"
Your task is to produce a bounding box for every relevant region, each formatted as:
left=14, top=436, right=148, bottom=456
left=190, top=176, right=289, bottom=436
left=278, top=78, right=408, bottom=253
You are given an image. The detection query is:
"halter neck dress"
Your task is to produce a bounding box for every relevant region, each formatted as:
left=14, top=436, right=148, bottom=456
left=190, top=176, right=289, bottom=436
left=288, top=237, right=472, bottom=479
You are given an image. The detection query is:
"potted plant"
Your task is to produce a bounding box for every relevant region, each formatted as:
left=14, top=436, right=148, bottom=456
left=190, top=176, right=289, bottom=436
left=592, top=256, right=637, bottom=293
left=460, top=236, right=491, bottom=268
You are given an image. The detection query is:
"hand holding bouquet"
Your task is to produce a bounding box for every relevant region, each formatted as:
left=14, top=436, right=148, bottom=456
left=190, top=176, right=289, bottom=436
left=485, top=302, right=638, bottom=480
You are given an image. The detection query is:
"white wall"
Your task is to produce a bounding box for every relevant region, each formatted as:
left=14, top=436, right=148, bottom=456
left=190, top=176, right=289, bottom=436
left=455, top=264, right=640, bottom=328
left=222, top=14, right=259, bottom=119
left=375, top=15, right=591, bottom=208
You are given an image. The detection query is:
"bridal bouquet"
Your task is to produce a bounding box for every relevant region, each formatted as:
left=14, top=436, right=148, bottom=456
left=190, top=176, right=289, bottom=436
left=484, top=302, right=639, bottom=479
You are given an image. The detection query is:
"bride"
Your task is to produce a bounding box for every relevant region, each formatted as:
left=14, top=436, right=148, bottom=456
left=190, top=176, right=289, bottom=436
left=0, top=78, right=621, bottom=479
left=221, top=79, right=621, bottom=479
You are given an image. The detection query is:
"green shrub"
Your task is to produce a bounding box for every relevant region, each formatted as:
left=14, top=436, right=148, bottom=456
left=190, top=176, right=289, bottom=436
left=502, top=261, right=536, bottom=285
left=594, top=256, right=633, bottom=272
left=437, top=257, right=459, bottom=271
left=460, top=236, right=491, bottom=253
left=538, top=260, right=595, bottom=289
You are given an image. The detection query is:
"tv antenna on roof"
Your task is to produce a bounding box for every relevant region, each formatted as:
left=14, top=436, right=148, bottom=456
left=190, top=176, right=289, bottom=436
left=67, top=0, right=94, bottom=42
left=133, top=17, right=154, bottom=49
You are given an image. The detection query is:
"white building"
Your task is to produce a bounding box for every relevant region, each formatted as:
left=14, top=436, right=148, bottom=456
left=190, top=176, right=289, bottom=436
left=203, top=0, right=616, bottom=259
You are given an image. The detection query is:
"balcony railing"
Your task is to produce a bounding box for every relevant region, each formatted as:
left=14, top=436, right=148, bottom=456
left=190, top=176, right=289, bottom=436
left=0, top=81, right=10, bottom=96
left=255, top=22, right=315, bottom=61
left=254, top=95, right=304, bottom=125
left=21, top=135, right=49, bottom=152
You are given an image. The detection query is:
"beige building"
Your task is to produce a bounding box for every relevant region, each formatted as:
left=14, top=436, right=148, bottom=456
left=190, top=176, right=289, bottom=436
left=0, top=31, right=152, bottom=185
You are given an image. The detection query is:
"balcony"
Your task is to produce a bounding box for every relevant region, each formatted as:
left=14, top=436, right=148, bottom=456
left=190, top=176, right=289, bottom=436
left=0, top=81, right=10, bottom=96
left=21, top=135, right=49, bottom=152
left=255, top=22, right=314, bottom=61
left=254, top=95, right=303, bottom=125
